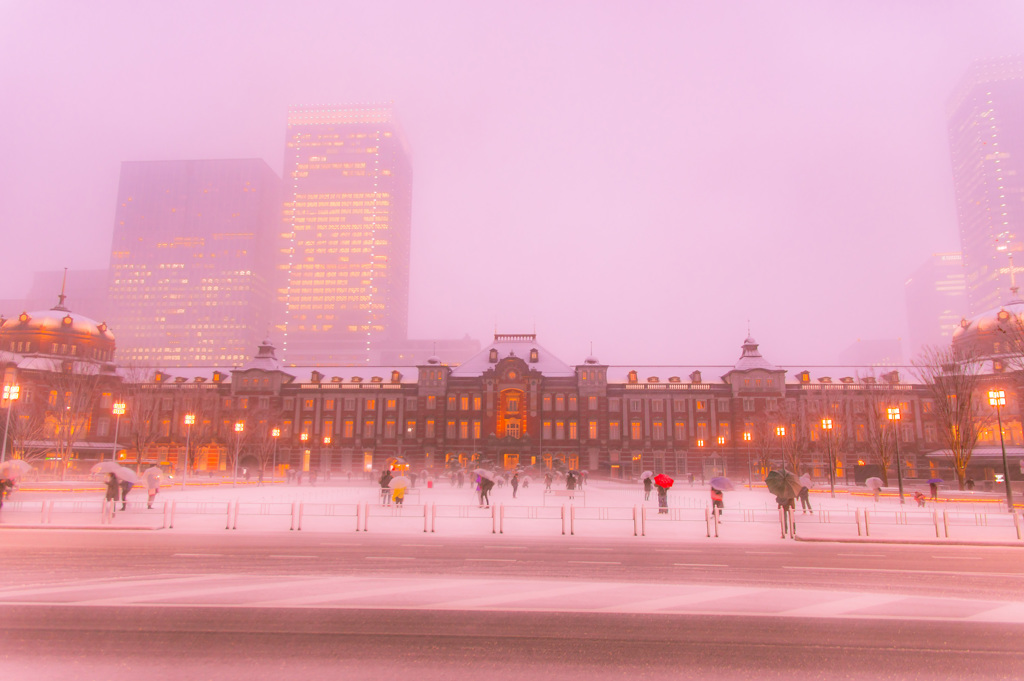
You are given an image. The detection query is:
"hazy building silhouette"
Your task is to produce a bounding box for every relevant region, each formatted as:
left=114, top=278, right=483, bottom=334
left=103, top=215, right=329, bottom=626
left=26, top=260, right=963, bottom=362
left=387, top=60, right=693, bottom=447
left=904, top=252, right=967, bottom=357
left=280, top=104, right=412, bottom=365
left=947, top=56, right=1024, bottom=315
left=107, top=159, right=282, bottom=366
left=0, top=269, right=109, bottom=323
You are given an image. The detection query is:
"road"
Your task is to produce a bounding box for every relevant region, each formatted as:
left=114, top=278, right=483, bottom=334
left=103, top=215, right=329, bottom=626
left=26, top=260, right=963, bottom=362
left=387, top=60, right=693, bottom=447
left=2, top=530, right=1024, bottom=680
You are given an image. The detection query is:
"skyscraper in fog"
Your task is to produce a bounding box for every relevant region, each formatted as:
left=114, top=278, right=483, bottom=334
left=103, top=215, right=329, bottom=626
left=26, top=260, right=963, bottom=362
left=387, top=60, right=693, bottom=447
left=280, top=104, right=412, bottom=364
left=108, top=159, right=281, bottom=366
left=947, top=56, right=1024, bottom=314
left=904, top=252, right=968, bottom=356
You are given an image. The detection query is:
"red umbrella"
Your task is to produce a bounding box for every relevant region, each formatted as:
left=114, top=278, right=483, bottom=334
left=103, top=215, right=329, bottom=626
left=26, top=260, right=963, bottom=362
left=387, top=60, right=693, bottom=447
left=653, top=474, right=674, bottom=488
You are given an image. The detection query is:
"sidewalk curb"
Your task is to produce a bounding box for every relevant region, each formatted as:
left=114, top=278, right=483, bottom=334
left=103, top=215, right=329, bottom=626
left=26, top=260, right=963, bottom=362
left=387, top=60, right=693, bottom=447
left=0, top=524, right=163, bottom=531
left=795, top=536, right=1024, bottom=548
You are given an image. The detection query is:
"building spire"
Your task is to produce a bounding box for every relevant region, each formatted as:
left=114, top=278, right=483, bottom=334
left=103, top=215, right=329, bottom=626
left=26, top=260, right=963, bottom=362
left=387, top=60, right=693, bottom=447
left=54, top=268, right=69, bottom=311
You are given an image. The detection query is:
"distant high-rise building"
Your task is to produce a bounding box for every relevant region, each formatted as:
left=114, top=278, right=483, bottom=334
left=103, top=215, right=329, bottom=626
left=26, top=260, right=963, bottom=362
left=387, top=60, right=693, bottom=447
left=108, top=159, right=282, bottom=366
left=904, top=252, right=968, bottom=356
left=947, top=56, right=1024, bottom=314
left=281, top=104, right=412, bottom=365
left=836, top=338, right=904, bottom=367
left=0, top=269, right=109, bottom=323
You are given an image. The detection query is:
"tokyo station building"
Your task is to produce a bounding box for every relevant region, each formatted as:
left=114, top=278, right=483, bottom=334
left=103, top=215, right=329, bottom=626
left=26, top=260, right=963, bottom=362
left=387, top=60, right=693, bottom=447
left=12, top=297, right=1023, bottom=485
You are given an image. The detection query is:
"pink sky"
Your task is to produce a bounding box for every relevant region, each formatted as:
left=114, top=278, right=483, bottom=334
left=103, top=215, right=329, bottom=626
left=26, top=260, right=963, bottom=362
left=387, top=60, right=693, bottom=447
left=1, top=1, right=1023, bottom=366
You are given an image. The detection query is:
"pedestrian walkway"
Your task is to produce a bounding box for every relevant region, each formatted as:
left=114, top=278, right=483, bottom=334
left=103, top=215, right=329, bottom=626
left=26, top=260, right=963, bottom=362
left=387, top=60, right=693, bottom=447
left=2, top=572, right=1022, bottom=624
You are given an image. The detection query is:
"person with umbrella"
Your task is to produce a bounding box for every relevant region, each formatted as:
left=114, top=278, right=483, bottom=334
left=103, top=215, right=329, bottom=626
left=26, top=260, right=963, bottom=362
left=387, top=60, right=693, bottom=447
left=710, top=486, right=724, bottom=519
left=654, top=473, right=673, bottom=514
left=642, top=472, right=653, bottom=500
left=928, top=478, right=941, bottom=502
left=119, top=476, right=134, bottom=511
left=479, top=476, right=494, bottom=508
left=105, top=473, right=121, bottom=516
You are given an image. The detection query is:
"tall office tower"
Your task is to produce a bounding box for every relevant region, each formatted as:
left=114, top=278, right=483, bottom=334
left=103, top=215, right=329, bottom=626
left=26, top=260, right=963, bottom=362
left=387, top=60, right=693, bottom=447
left=281, top=104, right=412, bottom=365
left=108, top=159, right=282, bottom=366
left=948, top=56, right=1024, bottom=314
left=904, top=252, right=968, bottom=356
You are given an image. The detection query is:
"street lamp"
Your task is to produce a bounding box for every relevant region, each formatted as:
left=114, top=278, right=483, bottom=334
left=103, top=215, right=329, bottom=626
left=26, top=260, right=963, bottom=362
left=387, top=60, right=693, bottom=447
left=233, top=421, right=244, bottom=487
left=1, top=384, right=21, bottom=464
left=887, top=406, right=905, bottom=505
left=988, top=390, right=1015, bottom=513
left=776, top=425, right=786, bottom=472
left=271, top=427, right=280, bottom=485
left=822, top=417, right=836, bottom=499
left=111, top=401, right=126, bottom=461
left=183, top=413, right=195, bottom=490
left=743, top=431, right=752, bottom=490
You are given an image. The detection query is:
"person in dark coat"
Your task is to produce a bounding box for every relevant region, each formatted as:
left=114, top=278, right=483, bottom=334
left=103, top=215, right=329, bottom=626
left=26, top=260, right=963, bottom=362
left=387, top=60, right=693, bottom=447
left=119, top=479, right=133, bottom=511
left=479, top=477, right=494, bottom=508
left=511, top=473, right=520, bottom=498
left=929, top=481, right=939, bottom=501
left=711, top=487, right=724, bottom=518
left=656, top=483, right=668, bottom=514
left=105, top=474, right=120, bottom=515
left=798, top=486, right=812, bottom=513
left=0, top=478, right=13, bottom=509
left=379, top=469, right=393, bottom=505
left=643, top=476, right=653, bottom=501
left=544, top=473, right=553, bottom=491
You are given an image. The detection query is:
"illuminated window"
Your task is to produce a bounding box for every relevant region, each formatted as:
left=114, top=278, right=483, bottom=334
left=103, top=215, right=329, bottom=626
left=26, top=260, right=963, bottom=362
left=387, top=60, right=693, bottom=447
left=630, top=420, right=642, bottom=440
left=588, top=396, right=598, bottom=410
left=588, top=420, right=598, bottom=439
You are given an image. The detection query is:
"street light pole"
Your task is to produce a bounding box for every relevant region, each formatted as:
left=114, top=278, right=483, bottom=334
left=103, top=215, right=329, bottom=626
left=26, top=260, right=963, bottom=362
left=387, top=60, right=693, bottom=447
left=776, top=425, right=786, bottom=472
left=271, top=427, right=280, bottom=485
left=233, top=421, right=244, bottom=487
left=1, top=384, right=21, bottom=464
left=988, top=390, right=1015, bottom=513
left=743, top=431, right=752, bottom=489
left=183, top=413, right=195, bottom=491
left=111, top=401, right=126, bottom=462
left=887, top=407, right=905, bottom=505
left=822, top=417, right=835, bottom=498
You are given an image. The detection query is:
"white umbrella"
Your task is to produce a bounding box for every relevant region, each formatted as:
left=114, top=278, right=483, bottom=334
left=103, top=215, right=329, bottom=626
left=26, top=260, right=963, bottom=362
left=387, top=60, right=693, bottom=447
left=640, top=470, right=654, bottom=480
left=114, top=466, right=139, bottom=483
left=865, top=477, right=884, bottom=491
left=0, top=459, right=32, bottom=479
left=388, top=475, right=411, bottom=489
left=799, top=473, right=813, bottom=488
left=91, top=461, right=124, bottom=475
left=142, top=467, right=163, bottom=488
left=472, top=468, right=496, bottom=481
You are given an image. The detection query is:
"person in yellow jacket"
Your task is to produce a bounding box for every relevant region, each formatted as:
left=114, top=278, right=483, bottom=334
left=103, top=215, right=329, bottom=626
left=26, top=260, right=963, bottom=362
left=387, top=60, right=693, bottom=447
left=392, top=485, right=406, bottom=506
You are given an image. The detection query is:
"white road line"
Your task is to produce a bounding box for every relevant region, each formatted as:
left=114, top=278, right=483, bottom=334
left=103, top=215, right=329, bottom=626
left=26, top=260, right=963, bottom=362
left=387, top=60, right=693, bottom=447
left=655, top=548, right=702, bottom=553
left=75, top=577, right=315, bottom=605
left=781, top=593, right=904, bottom=617
left=933, top=555, right=983, bottom=560
left=0, top=574, right=232, bottom=600
left=466, top=558, right=516, bottom=562
left=438, top=581, right=612, bottom=609
left=268, top=555, right=318, bottom=559
left=674, top=563, right=727, bottom=567
left=173, top=553, right=224, bottom=557
left=569, top=560, right=621, bottom=565
left=838, top=553, right=887, bottom=558
left=783, top=566, right=1020, bottom=577
left=484, top=545, right=526, bottom=549
left=598, top=586, right=761, bottom=613
left=745, top=551, right=786, bottom=555
left=249, top=577, right=470, bottom=607
left=967, top=602, right=1024, bottom=623
left=365, top=556, right=414, bottom=560
left=569, top=547, right=614, bottom=551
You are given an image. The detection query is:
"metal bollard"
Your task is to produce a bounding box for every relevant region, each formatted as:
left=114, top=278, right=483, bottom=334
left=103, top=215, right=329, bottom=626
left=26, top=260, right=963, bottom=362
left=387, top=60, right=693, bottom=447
left=424, top=503, right=430, bottom=533
left=641, top=505, right=647, bottom=537
left=705, top=507, right=712, bottom=538
left=933, top=510, right=941, bottom=538
left=713, top=506, right=719, bottom=538
left=231, top=499, right=240, bottom=530
left=499, top=504, right=505, bottom=534
left=560, top=504, right=566, bottom=535
left=431, top=503, right=437, bottom=533
left=570, top=504, right=576, bottom=536
left=779, top=507, right=787, bottom=538
left=864, top=509, right=870, bottom=537
left=356, top=502, right=362, bottom=532
left=632, top=505, right=639, bottom=537
left=1014, top=510, right=1021, bottom=541
left=363, top=501, right=369, bottom=532
left=163, top=501, right=171, bottom=529
left=943, top=510, right=950, bottom=538
left=297, top=502, right=304, bottom=531
left=289, top=501, right=297, bottom=531
left=169, top=500, right=177, bottom=529
left=855, top=507, right=862, bottom=536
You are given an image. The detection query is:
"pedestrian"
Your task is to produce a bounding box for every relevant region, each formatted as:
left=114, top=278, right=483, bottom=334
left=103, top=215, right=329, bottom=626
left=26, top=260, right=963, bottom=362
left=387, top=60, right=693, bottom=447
left=798, top=486, right=812, bottom=513
left=393, top=484, right=406, bottom=506
left=119, top=478, right=133, bottom=511
left=544, top=473, right=553, bottom=491
left=710, top=486, right=724, bottom=519
left=479, top=477, right=494, bottom=508
left=379, top=469, right=393, bottom=505
left=643, top=475, right=653, bottom=501
left=656, top=482, right=668, bottom=514
left=0, top=477, right=13, bottom=509
left=776, top=495, right=795, bottom=534
left=581, top=470, right=588, bottom=486
left=310, top=470, right=318, bottom=486
left=105, top=473, right=120, bottom=515
left=566, top=472, right=577, bottom=500
left=688, top=473, right=695, bottom=487
left=257, top=468, right=264, bottom=486
left=929, top=481, right=938, bottom=501
left=914, top=491, right=926, bottom=507
left=511, top=472, right=520, bottom=498
left=145, top=474, right=160, bottom=510
left=243, top=467, right=250, bottom=481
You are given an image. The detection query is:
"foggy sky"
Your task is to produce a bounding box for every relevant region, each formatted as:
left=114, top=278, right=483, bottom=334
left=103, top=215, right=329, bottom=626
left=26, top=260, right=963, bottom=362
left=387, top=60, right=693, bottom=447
left=2, top=1, right=1023, bottom=368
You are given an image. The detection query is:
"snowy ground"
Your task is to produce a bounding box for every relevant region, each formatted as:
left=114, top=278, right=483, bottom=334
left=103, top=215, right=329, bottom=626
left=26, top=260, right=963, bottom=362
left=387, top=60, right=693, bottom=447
left=3, top=476, right=1021, bottom=544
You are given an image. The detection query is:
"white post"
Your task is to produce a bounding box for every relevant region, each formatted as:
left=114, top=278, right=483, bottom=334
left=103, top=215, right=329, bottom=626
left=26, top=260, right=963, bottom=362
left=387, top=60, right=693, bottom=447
left=864, top=509, right=871, bottom=537
left=499, top=503, right=505, bottom=534
left=632, top=505, right=639, bottom=537
left=705, top=506, right=711, bottom=538
left=570, top=504, right=576, bottom=536
left=1014, top=510, right=1021, bottom=541
left=933, top=510, right=941, bottom=538
left=779, top=507, right=787, bottom=538
left=424, top=503, right=430, bottom=533
left=641, top=505, right=647, bottom=537
left=356, top=502, right=362, bottom=532
left=855, top=507, right=862, bottom=536
left=297, top=502, right=304, bottom=531
left=163, top=501, right=170, bottom=529
left=943, top=510, right=950, bottom=538
left=290, top=501, right=297, bottom=531
left=492, top=503, right=498, bottom=534
left=713, top=505, right=719, bottom=537
left=431, top=503, right=437, bottom=533
left=169, top=500, right=177, bottom=529
left=560, top=504, right=566, bottom=535
left=232, top=499, right=240, bottom=530
left=363, top=501, right=369, bottom=532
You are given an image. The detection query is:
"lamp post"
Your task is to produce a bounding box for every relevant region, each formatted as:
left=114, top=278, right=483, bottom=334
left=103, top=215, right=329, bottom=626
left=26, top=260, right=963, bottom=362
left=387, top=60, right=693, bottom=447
left=887, top=407, right=905, bottom=505
left=743, top=431, right=752, bottom=490
left=717, top=435, right=726, bottom=479
left=233, top=421, right=244, bottom=487
left=300, top=432, right=309, bottom=482
left=1, top=384, right=20, bottom=464
left=822, top=417, right=836, bottom=498
left=271, top=427, right=280, bottom=485
left=988, top=390, right=1015, bottom=513
left=776, top=425, right=786, bottom=471
left=111, top=401, right=126, bottom=461
left=183, top=413, right=195, bottom=490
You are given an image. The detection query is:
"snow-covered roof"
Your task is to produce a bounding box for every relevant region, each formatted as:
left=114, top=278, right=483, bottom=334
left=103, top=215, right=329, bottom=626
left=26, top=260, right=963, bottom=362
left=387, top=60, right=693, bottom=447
left=450, top=334, right=575, bottom=378
left=605, top=366, right=730, bottom=385
left=730, top=336, right=781, bottom=373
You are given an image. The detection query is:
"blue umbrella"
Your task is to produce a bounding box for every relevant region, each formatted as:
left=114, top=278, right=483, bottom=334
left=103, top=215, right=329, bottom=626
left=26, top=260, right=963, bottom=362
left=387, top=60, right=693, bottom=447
left=709, top=476, right=735, bottom=491
left=928, top=478, right=943, bottom=484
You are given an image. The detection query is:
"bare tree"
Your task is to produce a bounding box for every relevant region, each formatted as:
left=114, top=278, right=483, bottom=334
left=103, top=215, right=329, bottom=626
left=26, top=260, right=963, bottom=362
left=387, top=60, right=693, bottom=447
left=45, top=360, right=105, bottom=480
left=862, top=391, right=897, bottom=486
left=913, top=345, right=989, bottom=490
left=119, top=365, right=164, bottom=472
